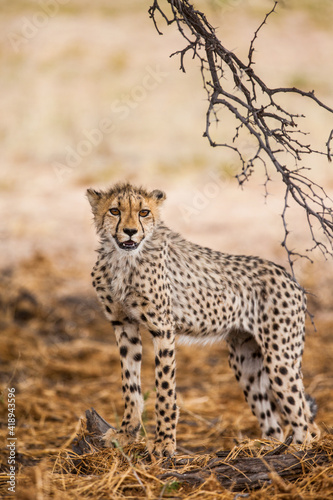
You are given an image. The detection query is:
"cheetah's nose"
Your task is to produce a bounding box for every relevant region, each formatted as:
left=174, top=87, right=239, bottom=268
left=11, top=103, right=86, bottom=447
left=123, top=228, right=138, bottom=237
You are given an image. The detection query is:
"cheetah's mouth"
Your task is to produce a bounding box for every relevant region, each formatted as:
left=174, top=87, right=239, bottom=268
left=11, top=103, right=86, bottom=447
left=117, top=239, right=140, bottom=251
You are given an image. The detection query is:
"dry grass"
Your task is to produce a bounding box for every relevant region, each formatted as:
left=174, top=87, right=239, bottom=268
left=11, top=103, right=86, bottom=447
left=0, top=253, right=333, bottom=499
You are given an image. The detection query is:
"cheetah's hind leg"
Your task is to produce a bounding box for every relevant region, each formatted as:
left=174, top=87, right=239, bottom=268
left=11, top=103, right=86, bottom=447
left=227, top=332, right=284, bottom=441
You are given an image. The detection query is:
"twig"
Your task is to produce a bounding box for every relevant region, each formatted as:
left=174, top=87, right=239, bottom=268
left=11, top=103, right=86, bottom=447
left=327, top=129, right=333, bottom=162
left=149, top=0, right=333, bottom=279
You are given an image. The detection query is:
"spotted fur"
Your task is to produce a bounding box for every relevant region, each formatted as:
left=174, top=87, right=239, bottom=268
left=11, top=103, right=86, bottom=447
left=87, top=182, right=318, bottom=456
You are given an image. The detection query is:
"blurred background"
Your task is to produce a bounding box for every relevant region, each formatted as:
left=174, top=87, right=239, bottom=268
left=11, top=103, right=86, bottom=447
left=1, top=0, right=332, bottom=275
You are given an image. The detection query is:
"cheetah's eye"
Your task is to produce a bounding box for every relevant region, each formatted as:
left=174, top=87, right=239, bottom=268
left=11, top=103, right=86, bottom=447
left=109, top=208, right=120, bottom=216
left=139, top=209, right=150, bottom=217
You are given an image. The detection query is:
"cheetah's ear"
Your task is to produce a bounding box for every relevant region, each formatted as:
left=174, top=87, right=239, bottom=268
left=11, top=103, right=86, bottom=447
left=86, top=189, right=103, bottom=211
left=150, top=189, right=166, bottom=203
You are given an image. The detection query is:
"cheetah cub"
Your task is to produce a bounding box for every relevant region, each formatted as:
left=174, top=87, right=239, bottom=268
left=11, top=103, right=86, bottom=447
left=87, top=182, right=318, bottom=456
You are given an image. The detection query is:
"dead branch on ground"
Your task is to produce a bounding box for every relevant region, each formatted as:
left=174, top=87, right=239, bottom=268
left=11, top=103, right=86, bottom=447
left=70, top=408, right=332, bottom=492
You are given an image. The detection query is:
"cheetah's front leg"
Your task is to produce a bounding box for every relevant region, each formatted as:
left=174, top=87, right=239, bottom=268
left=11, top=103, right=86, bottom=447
left=151, top=331, right=179, bottom=457
left=103, top=322, right=144, bottom=448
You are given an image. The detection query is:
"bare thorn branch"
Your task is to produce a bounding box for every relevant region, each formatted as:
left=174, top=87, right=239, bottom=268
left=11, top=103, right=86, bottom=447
left=149, top=0, right=333, bottom=276
left=327, top=129, right=333, bottom=162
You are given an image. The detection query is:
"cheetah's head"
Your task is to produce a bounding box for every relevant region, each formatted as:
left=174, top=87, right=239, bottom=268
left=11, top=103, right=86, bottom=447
left=87, top=183, right=166, bottom=253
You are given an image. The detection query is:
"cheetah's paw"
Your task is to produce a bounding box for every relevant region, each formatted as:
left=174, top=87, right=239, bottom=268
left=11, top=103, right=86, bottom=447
left=152, top=440, right=176, bottom=458
left=102, top=428, right=133, bottom=449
